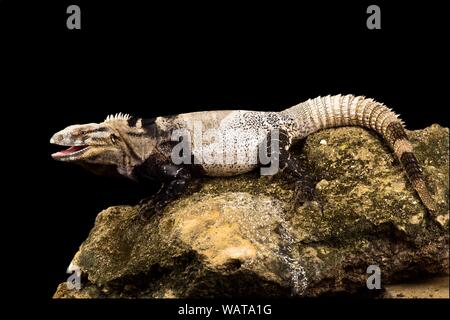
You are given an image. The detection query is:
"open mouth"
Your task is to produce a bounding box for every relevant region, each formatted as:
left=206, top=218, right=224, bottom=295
left=51, top=145, right=89, bottom=159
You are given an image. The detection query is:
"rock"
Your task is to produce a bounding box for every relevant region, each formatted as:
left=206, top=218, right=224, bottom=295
left=53, top=125, right=449, bottom=298
left=383, top=275, right=449, bottom=298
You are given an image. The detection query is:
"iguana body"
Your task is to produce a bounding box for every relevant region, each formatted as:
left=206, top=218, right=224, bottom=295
left=50, top=94, right=437, bottom=216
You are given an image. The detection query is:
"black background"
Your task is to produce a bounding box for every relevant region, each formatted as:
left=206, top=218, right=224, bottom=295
left=2, top=0, right=449, bottom=315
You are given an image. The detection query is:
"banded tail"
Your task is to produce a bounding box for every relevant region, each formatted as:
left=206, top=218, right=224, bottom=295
left=281, top=94, right=437, bottom=213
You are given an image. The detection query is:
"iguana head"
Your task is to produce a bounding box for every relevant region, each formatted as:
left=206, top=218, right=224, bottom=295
left=50, top=113, right=157, bottom=177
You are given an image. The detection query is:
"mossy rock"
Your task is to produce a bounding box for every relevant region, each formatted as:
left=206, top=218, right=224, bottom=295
left=54, top=125, right=449, bottom=298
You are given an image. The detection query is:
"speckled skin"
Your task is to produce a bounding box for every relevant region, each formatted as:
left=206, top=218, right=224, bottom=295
left=159, top=110, right=291, bottom=176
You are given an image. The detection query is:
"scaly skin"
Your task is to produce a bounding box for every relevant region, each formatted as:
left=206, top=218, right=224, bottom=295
left=50, top=95, right=438, bottom=218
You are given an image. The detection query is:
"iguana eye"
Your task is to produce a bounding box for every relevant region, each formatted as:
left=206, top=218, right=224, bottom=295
left=111, top=134, right=119, bottom=144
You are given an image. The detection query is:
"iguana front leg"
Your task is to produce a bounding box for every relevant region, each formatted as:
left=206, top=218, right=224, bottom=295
left=138, top=164, right=192, bottom=220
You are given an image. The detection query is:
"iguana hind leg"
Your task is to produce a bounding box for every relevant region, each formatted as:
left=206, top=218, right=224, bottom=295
left=276, top=129, right=319, bottom=209
left=260, top=128, right=319, bottom=208
left=284, top=157, right=318, bottom=208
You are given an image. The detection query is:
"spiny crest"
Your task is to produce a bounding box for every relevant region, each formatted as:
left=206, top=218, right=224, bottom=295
left=105, top=112, right=131, bottom=123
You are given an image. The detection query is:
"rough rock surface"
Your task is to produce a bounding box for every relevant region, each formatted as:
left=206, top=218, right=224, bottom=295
left=54, top=125, right=449, bottom=298
left=383, top=276, right=449, bottom=298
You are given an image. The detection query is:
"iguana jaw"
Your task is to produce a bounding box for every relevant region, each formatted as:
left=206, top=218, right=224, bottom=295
left=50, top=142, right=90, bottom=161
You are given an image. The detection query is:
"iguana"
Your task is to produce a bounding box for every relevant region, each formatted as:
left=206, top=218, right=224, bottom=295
left=50, top=94, right=438, bottom=218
